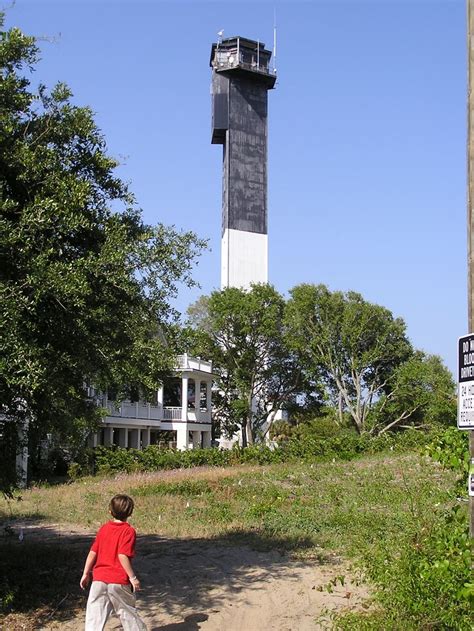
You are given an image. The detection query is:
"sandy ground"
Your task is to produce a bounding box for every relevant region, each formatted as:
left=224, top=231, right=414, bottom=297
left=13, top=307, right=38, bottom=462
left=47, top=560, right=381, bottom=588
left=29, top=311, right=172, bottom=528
left=69, top=545, right=367, bottom=631
left=5, top=522, right=369, bottom=631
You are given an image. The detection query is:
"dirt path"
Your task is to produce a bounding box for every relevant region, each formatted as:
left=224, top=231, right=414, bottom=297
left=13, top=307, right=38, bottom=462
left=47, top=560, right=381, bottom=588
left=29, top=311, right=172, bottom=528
left=0, top=521, right=368, bottom=631
left=56, top=546, right=367, bottom=631
left=6, top=523, right=367, bottom=631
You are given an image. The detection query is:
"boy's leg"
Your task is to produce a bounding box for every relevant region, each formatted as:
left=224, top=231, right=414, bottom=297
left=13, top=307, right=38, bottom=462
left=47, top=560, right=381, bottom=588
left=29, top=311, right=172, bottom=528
left=85, top=581, right=113, bottom=631
left=108, top=583, right=147, bottom=631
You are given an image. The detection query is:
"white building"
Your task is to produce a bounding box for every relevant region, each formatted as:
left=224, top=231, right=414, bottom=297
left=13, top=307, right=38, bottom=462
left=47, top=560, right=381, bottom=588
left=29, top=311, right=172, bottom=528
left=90, top=354, right=214, bottom=451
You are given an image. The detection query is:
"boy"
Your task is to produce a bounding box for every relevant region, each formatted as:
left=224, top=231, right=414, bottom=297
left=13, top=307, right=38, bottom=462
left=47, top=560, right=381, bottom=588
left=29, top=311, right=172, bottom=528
left=80, top=494, right=147, bottom=631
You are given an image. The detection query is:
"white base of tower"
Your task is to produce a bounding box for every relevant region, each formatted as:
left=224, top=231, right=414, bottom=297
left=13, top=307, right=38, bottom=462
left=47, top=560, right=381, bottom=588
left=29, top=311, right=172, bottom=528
left=221, top=229, right=268, bottom=289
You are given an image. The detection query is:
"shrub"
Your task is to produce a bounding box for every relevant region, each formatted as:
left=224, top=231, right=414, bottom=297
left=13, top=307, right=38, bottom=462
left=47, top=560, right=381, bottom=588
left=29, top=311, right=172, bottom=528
left=336, top=426, right=472, bottom=630
left=425, top=427, right=469, bottom=475
left=90, top=429, right=435, bottom=477
left=93, top=445, right=234, bottom=474
left=292, top=413, right=347, bottom=440
left=344, top=504, right=472, bottom=631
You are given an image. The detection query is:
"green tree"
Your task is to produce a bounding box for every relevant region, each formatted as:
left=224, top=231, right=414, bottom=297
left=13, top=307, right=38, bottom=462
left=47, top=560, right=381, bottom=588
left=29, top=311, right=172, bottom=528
left=0, top=15, right=206, bottom=491
left=373, top=352, right=457, bottom=434
left=285, top=284, right=412, bottom=433
left=187, top=285, right=314, bottom=445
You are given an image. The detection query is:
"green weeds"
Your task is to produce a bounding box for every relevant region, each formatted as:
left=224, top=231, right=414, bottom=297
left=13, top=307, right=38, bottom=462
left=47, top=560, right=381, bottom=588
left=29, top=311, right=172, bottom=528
left=130, top=479, right=213, bottom=498
left=0, top=541, right=86, bottom=619
left=0, top=437, right=469, bottom=629
left=90, top=429, right=434, bottom=476
left=334, top=428, right=472, bottom=630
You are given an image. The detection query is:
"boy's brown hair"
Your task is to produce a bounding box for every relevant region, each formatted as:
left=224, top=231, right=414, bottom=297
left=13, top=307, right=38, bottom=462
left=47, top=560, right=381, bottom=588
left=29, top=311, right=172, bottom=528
left=109, top=494, right=134, bottom=521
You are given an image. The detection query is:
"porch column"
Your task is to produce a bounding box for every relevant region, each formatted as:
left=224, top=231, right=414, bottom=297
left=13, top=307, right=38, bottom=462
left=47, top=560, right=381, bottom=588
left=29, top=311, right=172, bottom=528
left=206, top=381, right=212, bottom=416
left=103, top=426, right=114, bottom=446
left=88, top=433, right=98, bottom=448
left=157, top=386, right=163, bottom=410
left=181, top=374, right=188, bottom=422
left=176, top=426, right=188, bottom=451
left=118, top=428, right=128, bottom=448
left=129, top=428, right=140, bottom=450
left=195, top=379, right=201, bottom=421
left=192, top=430, right=201, bottom=449
left=16, top=417, right=29, bottom=489
left=202, top=431, right=212, bottom=448
left=142, top=428, right=151, bottom=448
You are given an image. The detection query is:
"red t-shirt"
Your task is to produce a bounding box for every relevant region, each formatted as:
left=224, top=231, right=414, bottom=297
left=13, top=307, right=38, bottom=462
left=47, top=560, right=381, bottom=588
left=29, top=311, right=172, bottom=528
left=90, top=520, right=136, bottom=584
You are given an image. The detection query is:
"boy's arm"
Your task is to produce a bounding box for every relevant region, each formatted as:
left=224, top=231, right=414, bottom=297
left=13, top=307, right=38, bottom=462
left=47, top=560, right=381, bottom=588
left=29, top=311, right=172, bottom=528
left=80, top=550, right=97, bottom=589
left=118, top=554, right=141, bottom=592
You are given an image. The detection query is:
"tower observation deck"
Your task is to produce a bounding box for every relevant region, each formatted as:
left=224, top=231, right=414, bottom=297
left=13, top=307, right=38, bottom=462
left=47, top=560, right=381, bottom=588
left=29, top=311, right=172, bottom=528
left=210, top=36, right=276, bottom=289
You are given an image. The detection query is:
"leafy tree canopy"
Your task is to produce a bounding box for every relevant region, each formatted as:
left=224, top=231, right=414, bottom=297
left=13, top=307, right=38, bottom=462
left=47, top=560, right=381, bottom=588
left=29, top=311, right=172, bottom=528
left=187, top=284, right=319, bottom=445
left=373, top=352, right=456, bottom=434
left=0, top=15, right=206, bottom=488
left=285, top=284, right=413, bottom=433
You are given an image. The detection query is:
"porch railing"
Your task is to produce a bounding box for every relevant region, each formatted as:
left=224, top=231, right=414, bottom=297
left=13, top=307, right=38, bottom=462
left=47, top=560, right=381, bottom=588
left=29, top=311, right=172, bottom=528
left=103, top=402, right=211, bottom=424
left=162, top=407, right=182, bottom=421
left=105, top=402, right=161, bottom=420
left=176, top=354, right=212, bottom=373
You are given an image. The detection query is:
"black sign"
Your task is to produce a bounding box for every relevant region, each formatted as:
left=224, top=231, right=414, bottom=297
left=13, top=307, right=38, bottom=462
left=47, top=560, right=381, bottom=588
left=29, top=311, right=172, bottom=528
left=458, top=334, right=474, bottom=429
left=458, top=334, right=474, bottom=382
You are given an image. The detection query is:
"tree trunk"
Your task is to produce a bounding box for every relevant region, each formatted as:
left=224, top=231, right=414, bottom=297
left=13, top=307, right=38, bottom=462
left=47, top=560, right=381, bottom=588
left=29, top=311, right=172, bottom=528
left=351, top=416, right=363, bottom=434
left=337, top=391, right=343, bottom=425
left=246, top=386, right=254, bottom=445
left=241, top=421, right=248, bottom=448
left=246, top=417, right=254, bottom=445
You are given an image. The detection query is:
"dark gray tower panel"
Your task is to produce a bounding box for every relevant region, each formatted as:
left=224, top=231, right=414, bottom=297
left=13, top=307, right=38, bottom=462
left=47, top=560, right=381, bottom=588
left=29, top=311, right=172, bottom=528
left=211, top=72, right=229, bottom=143
left=226, top=77, right=268, bottom=235
left=210, top=37, right=275, bottom=236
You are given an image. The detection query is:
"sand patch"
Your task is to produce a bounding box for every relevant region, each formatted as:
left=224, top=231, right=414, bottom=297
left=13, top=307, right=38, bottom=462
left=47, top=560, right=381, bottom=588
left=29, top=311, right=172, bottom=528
left=8, top=522, right=369, bottom=631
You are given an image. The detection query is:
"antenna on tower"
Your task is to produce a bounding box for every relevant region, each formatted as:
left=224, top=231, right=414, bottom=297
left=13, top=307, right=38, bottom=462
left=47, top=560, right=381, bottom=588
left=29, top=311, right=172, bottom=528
left=272, top=8, right=277, bottom=75
left=217, top=29, right=224, bottom=45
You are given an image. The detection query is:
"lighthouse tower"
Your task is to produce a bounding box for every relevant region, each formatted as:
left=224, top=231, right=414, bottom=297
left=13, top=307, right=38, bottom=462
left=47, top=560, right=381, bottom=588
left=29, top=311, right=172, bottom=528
left=210, top=36, right=276, bottom=289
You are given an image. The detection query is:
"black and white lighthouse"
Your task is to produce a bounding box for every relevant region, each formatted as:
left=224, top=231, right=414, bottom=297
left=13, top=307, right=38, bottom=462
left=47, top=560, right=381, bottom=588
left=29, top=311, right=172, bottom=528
left=210, top=36, right=276, bottom=289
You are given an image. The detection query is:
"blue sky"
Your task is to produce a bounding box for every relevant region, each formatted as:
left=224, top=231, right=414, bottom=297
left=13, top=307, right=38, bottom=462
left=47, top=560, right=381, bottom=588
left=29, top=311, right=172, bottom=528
left=7, top=1, right=466, bottom=375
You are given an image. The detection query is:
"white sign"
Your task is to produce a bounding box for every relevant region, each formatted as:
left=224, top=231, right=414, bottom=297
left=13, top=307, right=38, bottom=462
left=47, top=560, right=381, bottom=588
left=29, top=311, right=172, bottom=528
left=458, top=334, right=474, bottom=429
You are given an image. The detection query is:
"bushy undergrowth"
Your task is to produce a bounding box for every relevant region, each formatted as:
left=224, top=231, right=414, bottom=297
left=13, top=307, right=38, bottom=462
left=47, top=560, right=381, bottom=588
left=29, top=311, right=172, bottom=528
left=0, top=541, right=85, bottom=616
left=425, top=426, right=469, bottom=495
left=0, top=439, right=467, bottom=627
left=335, top=427, right=472, bottom=631
left=425, top=427, right=469, bottom=470
left=89, top=429, right=432, bottom=476
left=5, top=427, right=467, bottom=628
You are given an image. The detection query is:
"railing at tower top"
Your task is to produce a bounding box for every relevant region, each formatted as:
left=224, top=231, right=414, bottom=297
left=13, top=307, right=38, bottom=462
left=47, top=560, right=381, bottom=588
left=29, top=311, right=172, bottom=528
left=213, top=37, right=276, bottom=77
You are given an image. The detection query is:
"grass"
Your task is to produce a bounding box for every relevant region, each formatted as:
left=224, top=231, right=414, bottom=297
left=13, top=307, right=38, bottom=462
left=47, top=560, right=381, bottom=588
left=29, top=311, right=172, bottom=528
left=2, top=454, right=455, bottom=545
left=0, top=543, right=87, bottom=629
left=0, top=451, right=463, bottom=628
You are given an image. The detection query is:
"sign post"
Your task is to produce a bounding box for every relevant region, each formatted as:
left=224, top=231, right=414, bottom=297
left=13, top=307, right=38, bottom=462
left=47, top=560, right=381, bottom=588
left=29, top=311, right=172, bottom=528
left=467, top=0, right=474, bottom=536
